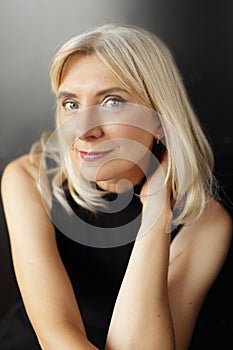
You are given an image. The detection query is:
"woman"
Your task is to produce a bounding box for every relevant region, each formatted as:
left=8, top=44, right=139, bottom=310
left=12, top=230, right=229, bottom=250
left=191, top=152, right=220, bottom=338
left=1, top=23, right=232, bottom=350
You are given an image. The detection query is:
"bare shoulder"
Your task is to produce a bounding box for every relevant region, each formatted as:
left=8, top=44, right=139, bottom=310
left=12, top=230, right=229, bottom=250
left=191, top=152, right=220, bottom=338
left=185, top=198, right=232, bottom=239
left=2, top=153, right=41, bottom=183
left=169, top=198, right=232, bottom=318
left=1, top=152, right=55, bottom=247
left=170, top=198, right=232, bottom=265
left=1, top=153, right=45, bottom=223
left=192, top=198, right=232, bottom=232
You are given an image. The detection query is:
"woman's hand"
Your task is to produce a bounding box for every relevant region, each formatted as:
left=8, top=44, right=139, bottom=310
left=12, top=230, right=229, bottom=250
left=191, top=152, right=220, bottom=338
left=139, top=150, right=172, bottom=234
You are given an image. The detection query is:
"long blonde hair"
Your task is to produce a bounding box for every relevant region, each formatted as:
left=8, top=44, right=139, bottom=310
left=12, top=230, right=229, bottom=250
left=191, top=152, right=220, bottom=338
left=34, top=23, right=218, bottom=227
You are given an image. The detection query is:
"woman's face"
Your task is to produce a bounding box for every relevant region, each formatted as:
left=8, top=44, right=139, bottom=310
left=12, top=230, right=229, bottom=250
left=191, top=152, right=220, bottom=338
left=57, top=54, right=157, bottom=192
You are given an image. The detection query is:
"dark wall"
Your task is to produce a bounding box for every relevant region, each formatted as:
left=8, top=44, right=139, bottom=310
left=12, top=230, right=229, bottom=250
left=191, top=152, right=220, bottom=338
left=0, top=1, right=232, bottom=349
left=129, top=1, right=233, bottom=209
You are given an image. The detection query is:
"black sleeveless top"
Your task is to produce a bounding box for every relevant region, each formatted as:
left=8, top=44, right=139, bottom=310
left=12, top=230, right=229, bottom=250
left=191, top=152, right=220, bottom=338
left=0, top=179, right=181, bottom=350
left=52, top=182, right=181, bottom=348
left=53, top=184, right=143, bottom=330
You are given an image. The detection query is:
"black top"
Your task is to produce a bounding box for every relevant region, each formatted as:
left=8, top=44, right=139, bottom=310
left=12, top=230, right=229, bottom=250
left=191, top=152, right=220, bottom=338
left=54, top=186, right=143, bottom=329
left=0, top=179, right=181, bottom=350
left=53, top=183, right=181, bottom=348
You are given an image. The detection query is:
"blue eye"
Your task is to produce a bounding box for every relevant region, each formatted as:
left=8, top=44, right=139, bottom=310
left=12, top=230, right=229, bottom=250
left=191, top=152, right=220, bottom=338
left=62, top=100, right=80, bottom=111
left=102, top=97, right=126, bottom=109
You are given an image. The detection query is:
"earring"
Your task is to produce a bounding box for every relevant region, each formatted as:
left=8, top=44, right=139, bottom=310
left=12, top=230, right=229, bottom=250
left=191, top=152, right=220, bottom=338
left=156, top=134, right=160, bottom=144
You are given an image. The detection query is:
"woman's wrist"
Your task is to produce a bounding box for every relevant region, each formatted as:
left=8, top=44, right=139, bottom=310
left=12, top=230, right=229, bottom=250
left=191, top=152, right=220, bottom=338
left=139, top=197, right=172, bottom=235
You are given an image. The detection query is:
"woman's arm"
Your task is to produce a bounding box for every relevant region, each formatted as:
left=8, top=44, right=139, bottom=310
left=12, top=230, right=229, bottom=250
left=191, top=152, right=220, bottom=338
left=106, top=159, right=232, bottom=350
left=168, top=198, right=232, bottom=349
left=106, top=154, right=175, bottom=350
left=106, top=211, right=175, bottom=350
left=1, top=155, right=98, bottom=350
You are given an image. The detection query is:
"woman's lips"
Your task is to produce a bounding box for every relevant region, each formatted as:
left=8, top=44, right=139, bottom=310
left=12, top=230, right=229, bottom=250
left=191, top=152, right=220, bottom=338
left=79, top=150, right=113, bottom=162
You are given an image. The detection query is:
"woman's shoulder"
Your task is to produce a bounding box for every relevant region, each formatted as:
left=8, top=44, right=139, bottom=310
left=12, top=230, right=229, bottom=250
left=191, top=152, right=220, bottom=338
left=2, top=153, right=41, bottom=183
left=170, top=198, right=232, bottom=265
left=192, top=198, right=232, bottom=237
left=169, top=199, right=232, bottom=303
left=178, top=198, right=231, bottom=238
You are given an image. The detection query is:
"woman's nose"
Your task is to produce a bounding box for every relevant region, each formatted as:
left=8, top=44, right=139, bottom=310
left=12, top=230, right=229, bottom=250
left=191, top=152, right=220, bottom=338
left=73, top=106, right=105, bottom=140
left=78, top=125, right=104, bottom=140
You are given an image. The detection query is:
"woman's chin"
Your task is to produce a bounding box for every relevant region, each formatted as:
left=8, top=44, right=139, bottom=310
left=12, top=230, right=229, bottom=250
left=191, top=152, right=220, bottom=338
left=79, top=166, right=118, bottom=182
left=79, top=161, right=137, bottom=184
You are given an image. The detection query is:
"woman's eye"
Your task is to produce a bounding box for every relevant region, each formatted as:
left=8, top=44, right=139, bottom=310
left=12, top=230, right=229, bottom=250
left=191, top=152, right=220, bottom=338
left=102, top=97, right=125, bottom=109
left=62, top=100, right=80, bottom=111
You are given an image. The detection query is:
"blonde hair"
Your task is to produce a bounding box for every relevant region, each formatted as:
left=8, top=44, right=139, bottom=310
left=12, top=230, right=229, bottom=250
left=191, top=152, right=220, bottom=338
left=34, top=23, right=218, bottom=227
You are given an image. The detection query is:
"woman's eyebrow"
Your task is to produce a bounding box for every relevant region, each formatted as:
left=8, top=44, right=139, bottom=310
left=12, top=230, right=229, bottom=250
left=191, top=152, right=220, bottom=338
left=57, top=91, right=77, bottom=100
left=57, top=87, right=129, bottom=100
left=95, top=87, right=130, bottom=97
